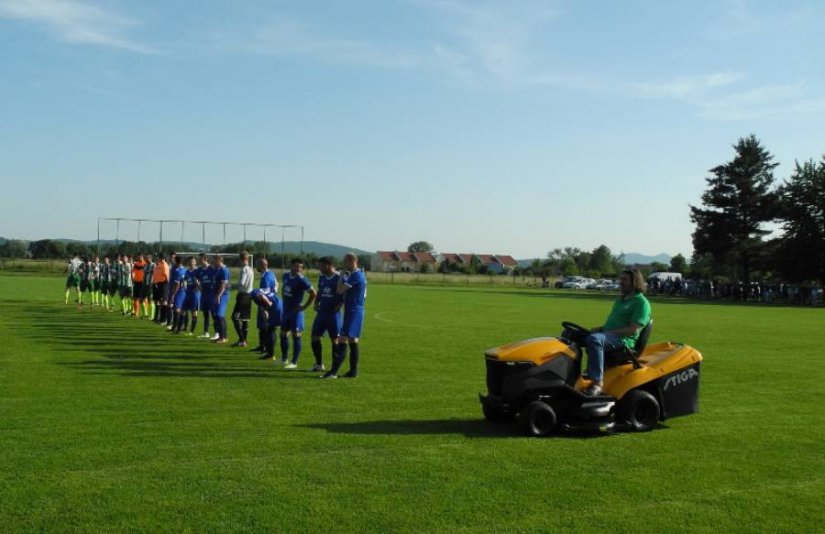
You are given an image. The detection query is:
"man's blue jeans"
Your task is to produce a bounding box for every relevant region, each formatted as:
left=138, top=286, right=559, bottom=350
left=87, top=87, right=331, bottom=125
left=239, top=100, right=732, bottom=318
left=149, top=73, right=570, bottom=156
left=585, top=332, right=625, bottom=382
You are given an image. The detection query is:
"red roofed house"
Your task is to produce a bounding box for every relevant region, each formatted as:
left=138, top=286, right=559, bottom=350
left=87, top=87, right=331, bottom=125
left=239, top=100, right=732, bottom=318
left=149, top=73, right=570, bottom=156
left=437, top=253, right=518, bottom=274
left=373, top=251, right=438, bottom=272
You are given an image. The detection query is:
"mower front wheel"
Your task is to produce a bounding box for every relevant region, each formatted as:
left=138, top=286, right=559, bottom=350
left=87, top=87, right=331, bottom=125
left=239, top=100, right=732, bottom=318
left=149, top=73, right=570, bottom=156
left=519, top=401, right=557, bottom=437
left=616, top=389, right=660, bottom=431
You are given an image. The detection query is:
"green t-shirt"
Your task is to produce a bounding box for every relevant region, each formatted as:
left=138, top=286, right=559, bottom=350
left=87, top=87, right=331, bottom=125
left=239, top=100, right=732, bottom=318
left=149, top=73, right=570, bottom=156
left=603, top=292, right=652, bottom=349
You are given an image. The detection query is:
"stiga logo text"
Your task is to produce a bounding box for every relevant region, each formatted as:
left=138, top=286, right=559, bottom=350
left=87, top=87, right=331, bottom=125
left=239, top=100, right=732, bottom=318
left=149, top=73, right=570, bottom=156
left=663, top=368, right=699, bottom=390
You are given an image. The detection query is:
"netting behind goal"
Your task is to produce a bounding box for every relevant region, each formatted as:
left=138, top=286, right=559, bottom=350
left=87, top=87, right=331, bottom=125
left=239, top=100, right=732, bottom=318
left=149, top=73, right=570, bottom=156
left=175, top=252, right=252, bottom=269
left=96, top=218, right=303, bottom=268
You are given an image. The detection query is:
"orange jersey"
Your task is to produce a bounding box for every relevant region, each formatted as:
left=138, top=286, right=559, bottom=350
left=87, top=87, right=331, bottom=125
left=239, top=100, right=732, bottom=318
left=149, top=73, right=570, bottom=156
left=132, top=260, right=146, bottom=283
left=152, top=261, right=170, bottom=283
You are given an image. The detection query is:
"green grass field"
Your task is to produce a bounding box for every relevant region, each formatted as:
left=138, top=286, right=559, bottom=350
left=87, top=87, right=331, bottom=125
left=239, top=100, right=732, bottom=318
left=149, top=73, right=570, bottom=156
left=1, top=274, right=824, bottom=532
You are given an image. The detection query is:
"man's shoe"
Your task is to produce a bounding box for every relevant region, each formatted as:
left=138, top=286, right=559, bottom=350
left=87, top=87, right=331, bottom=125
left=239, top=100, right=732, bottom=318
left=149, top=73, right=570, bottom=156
left=284, top=362, right=298, bottom=370
left=342, top=371, right=358, bottom=379
left=259, top=354, right=274, bottom=360
left=311, top=364, right=325, bottom=372
left=320, top=372, right=337, bottom=379
left=583, top=383, right=603, bottom=397
left=272, top=359, right=285, bottom=366
left=249, top=346, right=263, bottom=352
left=210, top=334, right=220, bottom=341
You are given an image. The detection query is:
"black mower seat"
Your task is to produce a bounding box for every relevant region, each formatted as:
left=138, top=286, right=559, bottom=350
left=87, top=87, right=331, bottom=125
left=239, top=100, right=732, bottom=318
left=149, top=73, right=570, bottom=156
left=604, top=319, right=653, bottom=369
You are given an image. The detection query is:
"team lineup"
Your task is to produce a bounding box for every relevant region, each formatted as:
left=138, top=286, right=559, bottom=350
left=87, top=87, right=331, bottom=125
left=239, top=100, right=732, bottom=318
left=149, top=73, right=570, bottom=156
left=64, top=251, right=367, bottom=379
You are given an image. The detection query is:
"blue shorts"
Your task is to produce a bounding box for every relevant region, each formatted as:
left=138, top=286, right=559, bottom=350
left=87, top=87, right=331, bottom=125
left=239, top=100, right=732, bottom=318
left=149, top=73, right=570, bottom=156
left=173, top=290, right=187, bottom=310
left=342, top=307, right=365, bottom=338
left=184, top=291, right=201, bottom=312
left=262, top=303, right=282, bottom=328
left=211, top=293, right=229, bottom=318
left=200, top=292, right=213, bottom=313
left=311, top=311, right=343, bottom=338
left=281, top=310, right=305, bottom=333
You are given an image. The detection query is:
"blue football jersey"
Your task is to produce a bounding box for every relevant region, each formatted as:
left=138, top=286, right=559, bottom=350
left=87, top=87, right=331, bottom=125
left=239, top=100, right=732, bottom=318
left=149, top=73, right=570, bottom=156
left=343, top=270, right=367, bottom=308
left=317, top=273, right=343, bottom=313
left=185, top=268, right=200, bottom=293
left=259, top=270, right=277, bottom=292
left=200, top=266, right=215, bottom=293
left=282, top=272, right=312, bottom=310
left=214, top=265, right=230, bottom=292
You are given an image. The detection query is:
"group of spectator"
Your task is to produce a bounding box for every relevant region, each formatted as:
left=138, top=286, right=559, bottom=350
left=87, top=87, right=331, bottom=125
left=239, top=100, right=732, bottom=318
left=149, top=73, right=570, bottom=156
left=647, top=278, right=824, bottom=306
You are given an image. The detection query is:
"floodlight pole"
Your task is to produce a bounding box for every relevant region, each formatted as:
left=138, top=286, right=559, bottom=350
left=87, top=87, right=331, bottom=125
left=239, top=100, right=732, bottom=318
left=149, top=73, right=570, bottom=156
left=96, top=217, right=101, bottom=256
left=115, top=218, right=120, bottom=244
left=281, top=227, right=285, bottom=271
left=201, top=222, right=206, bottom=249
left=180, top=221, right=184, bottom=250
left=301, top=226, right=304, bottom=255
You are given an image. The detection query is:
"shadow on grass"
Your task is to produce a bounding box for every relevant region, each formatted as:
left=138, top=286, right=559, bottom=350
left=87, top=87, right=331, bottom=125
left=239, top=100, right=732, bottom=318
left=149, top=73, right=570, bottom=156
left=298, top=419, right=611, bottom=439
left=12, top=303, right=305, bottom=380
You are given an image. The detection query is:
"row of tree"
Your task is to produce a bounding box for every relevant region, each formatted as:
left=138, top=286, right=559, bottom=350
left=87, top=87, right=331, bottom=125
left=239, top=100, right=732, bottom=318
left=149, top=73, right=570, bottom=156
left=6, top=239, right=373, bottom=271
left=690, top=135, right=825, bottom=284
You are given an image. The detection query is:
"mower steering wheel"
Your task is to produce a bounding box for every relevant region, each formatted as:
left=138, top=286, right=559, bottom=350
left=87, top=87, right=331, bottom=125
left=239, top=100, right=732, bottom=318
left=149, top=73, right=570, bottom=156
left=561, top=321, right=591, bottom=338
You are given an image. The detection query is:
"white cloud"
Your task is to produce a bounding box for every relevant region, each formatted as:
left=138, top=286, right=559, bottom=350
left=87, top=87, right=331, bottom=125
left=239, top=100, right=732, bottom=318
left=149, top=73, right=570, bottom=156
left=632, top=72, right=744, bottom=100
left=410, top=0, right=574, bottom=88
left=632, top=72, right=825, bottom=120
left=208, top=17, right=418, bottom=69
left=0, top=0, right=154, bottom=53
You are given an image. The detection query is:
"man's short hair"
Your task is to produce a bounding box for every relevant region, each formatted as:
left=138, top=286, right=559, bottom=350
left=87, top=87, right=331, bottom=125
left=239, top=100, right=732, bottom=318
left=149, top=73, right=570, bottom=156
left=240, top=251, right=249, bottom=261
left=621, top=269, right=648, bottom=294
left=318, top=256, right=334, bottom=266
left=343, top=253, right=358, bottom=263
left=291, top=257, right=304, bottom=265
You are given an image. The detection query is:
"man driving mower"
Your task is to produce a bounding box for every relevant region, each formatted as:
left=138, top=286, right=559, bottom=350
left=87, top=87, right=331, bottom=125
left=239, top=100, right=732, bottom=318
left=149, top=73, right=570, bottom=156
left=583, top=269, right=651, bottom=397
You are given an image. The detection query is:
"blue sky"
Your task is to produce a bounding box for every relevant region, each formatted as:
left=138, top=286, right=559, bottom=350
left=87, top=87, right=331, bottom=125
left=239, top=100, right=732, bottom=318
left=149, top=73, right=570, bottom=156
left=1, top=0, right=824, bottom=258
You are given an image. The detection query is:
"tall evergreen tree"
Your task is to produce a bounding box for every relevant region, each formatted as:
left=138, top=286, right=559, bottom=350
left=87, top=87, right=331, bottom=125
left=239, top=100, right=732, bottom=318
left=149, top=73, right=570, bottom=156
left=690, top=135, right=778, bottom=282
left=774, top=158, right=825, bottom=283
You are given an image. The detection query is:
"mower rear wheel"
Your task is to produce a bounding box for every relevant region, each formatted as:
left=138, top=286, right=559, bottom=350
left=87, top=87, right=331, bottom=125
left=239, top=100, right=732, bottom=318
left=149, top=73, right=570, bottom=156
left=519, top=401, right=557, bottom=437
left=616, top=390, right=660, bottom=431
left=482, top=401, right=513, bottom=423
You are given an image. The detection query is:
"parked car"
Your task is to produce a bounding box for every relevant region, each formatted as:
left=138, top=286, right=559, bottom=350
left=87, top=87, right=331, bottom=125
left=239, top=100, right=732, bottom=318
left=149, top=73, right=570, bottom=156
left=555, top=276, right=581, bottom=289
left=602, top=280, right=620, bottom=291
left=587, top=279, right=612, bottom=290
left=563, top=277, right=595, bottom=289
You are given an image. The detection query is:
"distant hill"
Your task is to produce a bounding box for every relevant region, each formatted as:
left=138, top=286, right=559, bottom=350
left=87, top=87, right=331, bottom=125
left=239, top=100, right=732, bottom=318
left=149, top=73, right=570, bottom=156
left=622, top=252, right=673, bottom=265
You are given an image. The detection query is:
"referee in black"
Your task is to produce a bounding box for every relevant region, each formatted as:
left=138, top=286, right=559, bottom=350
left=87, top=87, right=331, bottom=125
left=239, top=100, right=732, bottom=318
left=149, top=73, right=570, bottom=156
left=232, top=251, right=254, bottom=347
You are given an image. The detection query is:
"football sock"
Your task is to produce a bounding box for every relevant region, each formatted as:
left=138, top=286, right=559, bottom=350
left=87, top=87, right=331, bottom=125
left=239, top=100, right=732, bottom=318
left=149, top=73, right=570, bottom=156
left=203, top=313, right=210, bottom=334
left=280, top=336, right=289, bottom=361
left=292, top=336, right=302, bottom=364
left=190, top=315, right=198, bottom=333
left=311, top=339, right=323, bottom=365
left=65, top=290, right=70, bottom=304
left=232, top=317, right=242, bottom=339
left=241, top=321, right=249, bottom=343
left=331, top=343, right=346, bottom=374
left=348, top=342, right=360, bottom=375
left=133, top=299, right=140, bottom=316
